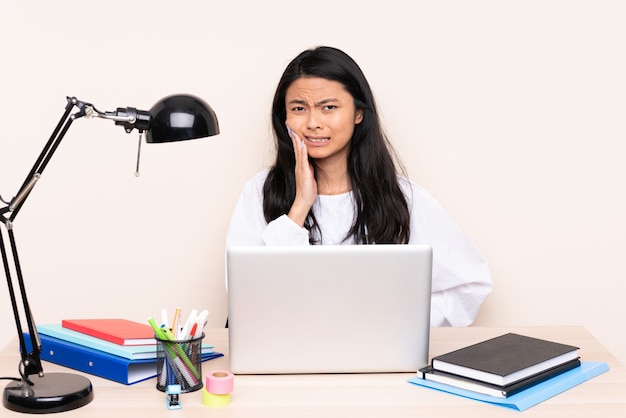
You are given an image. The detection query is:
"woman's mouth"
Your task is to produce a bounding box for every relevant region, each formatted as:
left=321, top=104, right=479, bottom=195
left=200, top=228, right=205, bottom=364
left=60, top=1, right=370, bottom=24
left=306, top=136, right=330, bottom=143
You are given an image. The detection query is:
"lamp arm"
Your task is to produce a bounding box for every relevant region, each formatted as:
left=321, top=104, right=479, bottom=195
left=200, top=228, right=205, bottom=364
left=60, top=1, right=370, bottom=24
left=0, top=95, right=156, bottom=384
left=0, top=97, right=83, bottom=383
left=0, top=96, right=151, bottom=384
left=0, top=227, right=44, bottom=383
left=1, top=97, right=151, bottom=221
left=3, top=97, right=76, bottom=221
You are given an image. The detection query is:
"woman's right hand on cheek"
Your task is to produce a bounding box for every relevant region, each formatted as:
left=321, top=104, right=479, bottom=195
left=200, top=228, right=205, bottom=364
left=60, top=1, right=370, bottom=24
left=287, top=126, right=317, bottom=227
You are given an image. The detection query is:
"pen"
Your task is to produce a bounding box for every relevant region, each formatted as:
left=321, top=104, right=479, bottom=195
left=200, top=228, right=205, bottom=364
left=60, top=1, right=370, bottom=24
left=171, top=308, right=181, bottom=336
left=159, top=340, right=193, bottom=388
left=161, top=326, right=201, bottom=380
left=151, top=315, right=202, bottom=388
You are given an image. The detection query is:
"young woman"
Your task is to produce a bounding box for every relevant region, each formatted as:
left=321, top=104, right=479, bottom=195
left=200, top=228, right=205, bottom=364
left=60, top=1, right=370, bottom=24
left=226, top=46, right=492, bottom=326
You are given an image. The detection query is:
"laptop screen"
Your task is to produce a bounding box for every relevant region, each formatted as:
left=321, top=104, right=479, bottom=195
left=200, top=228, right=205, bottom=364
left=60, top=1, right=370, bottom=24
left=227, top=244, right=433, bottom=374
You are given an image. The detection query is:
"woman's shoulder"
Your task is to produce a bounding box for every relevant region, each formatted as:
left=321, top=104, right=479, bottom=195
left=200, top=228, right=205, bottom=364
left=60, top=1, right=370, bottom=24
left=242, top=168, right=271, bottom=190
left=398, top=175, right=430, bottom=198
left=397, top=176, right=445, bottom=210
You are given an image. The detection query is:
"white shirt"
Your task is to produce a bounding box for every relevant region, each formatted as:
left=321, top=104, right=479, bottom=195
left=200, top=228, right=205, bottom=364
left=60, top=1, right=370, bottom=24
left=226, top=169, right=492, bottom=327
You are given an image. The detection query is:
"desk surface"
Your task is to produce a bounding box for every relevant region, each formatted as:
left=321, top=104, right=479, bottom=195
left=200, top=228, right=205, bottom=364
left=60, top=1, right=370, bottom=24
left=2, top=326, right=625, bottom=417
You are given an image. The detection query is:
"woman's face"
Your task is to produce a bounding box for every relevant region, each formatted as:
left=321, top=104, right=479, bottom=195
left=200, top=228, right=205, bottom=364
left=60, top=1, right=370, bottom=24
left=285, top=77, right=363, bottom=165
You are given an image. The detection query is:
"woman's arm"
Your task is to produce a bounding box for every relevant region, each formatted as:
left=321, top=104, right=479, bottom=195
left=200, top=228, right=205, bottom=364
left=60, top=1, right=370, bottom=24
left=405, top=180, right=493, bottom=326
left=226, top=171, right=310, bottom=248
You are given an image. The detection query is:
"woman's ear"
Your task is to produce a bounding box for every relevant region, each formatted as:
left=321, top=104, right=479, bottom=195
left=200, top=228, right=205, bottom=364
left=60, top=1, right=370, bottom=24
left=355, top=108, right=364, bottom=124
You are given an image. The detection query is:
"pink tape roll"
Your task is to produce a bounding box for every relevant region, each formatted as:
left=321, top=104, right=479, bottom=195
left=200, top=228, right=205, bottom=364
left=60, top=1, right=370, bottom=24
left=205, top=370, right=234, bottom=395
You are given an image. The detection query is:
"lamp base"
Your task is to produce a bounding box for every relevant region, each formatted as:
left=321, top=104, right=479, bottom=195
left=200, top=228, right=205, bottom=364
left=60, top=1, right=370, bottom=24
left=3, top=372, right=93, bottom=414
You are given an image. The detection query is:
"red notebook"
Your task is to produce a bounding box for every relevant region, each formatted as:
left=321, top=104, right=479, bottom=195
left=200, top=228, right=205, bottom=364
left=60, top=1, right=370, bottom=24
left=61, top=318, right=156, bottom=346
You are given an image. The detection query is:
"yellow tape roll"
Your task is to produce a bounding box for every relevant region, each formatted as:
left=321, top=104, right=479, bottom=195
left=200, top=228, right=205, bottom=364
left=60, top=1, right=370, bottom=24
left=202, top=388, right=230, bottom=407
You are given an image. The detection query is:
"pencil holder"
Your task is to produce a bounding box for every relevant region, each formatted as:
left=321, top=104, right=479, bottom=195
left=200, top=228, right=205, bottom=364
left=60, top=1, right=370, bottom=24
left=155, top=333, right=204, bottom=393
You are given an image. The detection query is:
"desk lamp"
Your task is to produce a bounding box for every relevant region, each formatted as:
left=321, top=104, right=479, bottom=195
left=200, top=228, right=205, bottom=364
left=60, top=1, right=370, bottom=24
left=1, top=94, right=219, bottom=413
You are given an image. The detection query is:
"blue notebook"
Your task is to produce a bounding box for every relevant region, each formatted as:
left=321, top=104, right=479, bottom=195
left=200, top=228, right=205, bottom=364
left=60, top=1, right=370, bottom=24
left=408, top=361, right=609, bottom=412
left=23, top=332, right=223, bottom=385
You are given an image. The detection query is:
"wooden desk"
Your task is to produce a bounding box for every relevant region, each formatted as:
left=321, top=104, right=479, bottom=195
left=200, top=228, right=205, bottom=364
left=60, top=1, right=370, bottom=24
left=2, top=326, right=625, bottom=417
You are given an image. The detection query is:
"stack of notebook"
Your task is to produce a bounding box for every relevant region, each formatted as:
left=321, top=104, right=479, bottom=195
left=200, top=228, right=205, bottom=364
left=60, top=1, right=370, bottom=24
left=409, top=333, right=609, bottom=411
left=24, top=319, right=222, bottom=385
left=419, top=333, right=581, bottom=398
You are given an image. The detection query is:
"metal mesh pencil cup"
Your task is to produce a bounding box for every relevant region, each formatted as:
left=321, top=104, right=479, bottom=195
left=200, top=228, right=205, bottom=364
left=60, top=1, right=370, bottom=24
left=155, top=333, right=204, bottom=393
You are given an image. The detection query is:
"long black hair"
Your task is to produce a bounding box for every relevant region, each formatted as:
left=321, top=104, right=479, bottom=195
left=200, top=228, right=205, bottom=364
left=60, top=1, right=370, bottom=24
left=263, top=46, right=410, bottom=244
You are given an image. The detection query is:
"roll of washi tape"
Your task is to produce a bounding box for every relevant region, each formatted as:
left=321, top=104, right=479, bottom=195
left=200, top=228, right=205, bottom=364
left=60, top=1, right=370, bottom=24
left=202, top=388, right=230, bottom=407
left=205, top=370, right=234, bottom=395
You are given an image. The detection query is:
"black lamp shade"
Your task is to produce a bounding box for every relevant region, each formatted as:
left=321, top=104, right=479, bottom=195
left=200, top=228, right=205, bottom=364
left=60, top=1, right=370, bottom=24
left=146, top=94, right=219, bottom=143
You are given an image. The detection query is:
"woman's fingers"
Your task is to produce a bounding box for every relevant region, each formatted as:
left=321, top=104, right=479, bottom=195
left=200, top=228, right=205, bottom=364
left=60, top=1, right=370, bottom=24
left=287, top=126, right=317, bottom=226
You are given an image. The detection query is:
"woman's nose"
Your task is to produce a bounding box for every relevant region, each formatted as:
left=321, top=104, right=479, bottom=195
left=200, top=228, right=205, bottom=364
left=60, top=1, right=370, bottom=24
left=306, top=110, right=322, bottom=130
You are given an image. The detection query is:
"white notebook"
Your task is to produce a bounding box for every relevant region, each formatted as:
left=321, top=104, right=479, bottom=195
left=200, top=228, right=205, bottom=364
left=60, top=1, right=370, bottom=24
left=227, top=244, right=433, bottom=374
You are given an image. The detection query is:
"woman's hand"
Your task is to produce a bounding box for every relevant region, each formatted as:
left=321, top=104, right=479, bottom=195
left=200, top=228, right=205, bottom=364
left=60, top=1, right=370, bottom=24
left=287, top=126, right=317, bottom=227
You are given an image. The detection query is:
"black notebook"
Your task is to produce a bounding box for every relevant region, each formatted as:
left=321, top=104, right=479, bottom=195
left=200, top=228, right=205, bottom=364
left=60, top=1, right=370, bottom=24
left=431, top=333, right=579, bottom=386
left=420, top=358, right=581, bottom=398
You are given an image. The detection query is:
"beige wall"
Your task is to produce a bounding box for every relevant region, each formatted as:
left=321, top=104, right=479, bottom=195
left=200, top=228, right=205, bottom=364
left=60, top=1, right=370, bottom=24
left=1, top=1, right=625, bottom=365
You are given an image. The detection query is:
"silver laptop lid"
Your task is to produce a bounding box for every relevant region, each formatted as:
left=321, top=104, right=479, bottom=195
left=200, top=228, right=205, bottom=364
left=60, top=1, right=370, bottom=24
left=227, top=244, right=432, bottom=374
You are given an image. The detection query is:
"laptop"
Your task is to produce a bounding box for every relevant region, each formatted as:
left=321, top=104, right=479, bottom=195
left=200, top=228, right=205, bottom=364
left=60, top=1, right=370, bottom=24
left=226, top=244, right=433, bottom=374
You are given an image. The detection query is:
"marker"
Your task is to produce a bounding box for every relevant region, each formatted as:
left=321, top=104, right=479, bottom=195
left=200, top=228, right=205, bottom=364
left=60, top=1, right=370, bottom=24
left=148, top=317, right=167, bottom=340
left=189, top=322, right=200, bottom=360
left=193, top=310, right=209, bottom=338
left=180, top=309, right=198, bottom=340
left=161, top=309, right=169, bottom=328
